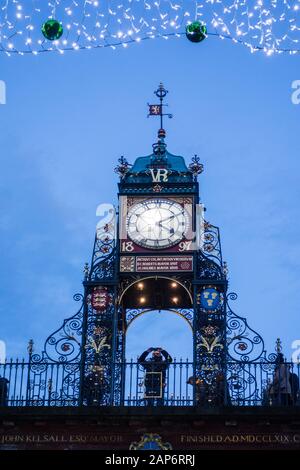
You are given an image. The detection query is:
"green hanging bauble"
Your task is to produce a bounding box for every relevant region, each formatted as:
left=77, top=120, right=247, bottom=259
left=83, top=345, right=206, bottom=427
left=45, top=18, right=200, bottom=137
left=42, top=19, right=63, bottom=41
left=185, top=21, right=207, bottom=43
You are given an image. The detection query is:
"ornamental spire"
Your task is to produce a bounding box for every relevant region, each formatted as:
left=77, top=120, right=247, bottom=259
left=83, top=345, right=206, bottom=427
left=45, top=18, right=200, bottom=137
left=147, top=83, right=172, bottom=143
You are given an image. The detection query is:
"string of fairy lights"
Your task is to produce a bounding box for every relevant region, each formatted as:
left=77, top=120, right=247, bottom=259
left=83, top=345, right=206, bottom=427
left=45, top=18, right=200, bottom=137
left=1, top=0, right=300, bottom=56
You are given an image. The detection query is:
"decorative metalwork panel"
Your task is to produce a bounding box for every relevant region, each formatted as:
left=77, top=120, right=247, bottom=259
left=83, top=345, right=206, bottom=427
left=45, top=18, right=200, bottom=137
left=90, top=206, right=117, bottom=281
left=83, top=288, right=115, bottom=406
left=193, top=279, right=227, bottom=405
left=125, top=308, right=193, bottom=330
left=201, top=221, right=223, bottom=266
left=42, top=294, right=84, bottom=363
left=226, top=293, right=266, bottom=362
left=227, top=362, right=262, bottom=405
left=126, top=308, right=144, bottom=326
left=24, top=294, right=85, bottom=405
left=112, top=320, right=126, bottom=406
left=1, top=359, right=298, bottom=408
left=90, top=251, right=116, bottom=281
left=123, top=359, right=194, bottom=407
left=197, top=252, right=224, bottom=281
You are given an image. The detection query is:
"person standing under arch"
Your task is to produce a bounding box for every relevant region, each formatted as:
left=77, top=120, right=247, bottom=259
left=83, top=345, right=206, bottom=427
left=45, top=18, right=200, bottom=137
left=138, top=347, right=172, bottom=406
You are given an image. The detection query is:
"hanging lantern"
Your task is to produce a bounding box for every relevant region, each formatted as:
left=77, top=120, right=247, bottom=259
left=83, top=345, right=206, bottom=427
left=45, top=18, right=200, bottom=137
left=91, top=287, right=111, bottom=312
left=42, top=19, right=63, bottom=41
left=185, top=21, right=207, bottom=43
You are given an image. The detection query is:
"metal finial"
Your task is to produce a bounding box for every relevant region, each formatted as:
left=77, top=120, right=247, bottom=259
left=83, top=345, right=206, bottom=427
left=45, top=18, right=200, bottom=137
left=188, top=155, right=204, bottom=179
left=83, top=262, right=89, bottom=279
left=275, top=338, right=282, bottom=353
left=154, top=82, right=168, bottom=101
left=147, top=83, right=172, bottom=137
left=27, top=339, right=34, bottom=355
left=114, top=156, right=131, bottom=179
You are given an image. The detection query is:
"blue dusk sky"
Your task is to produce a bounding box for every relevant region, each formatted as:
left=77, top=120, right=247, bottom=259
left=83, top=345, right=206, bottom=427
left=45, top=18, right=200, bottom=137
left=0, top=33, right=300, bottom=362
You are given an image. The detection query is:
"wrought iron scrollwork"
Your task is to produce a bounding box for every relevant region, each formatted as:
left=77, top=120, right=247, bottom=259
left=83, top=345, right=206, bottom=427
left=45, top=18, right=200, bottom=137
left=227, top=362, right=261, bottom=405
left=196, top=325, right=225, bottom=373
left=226, top=292, right=266, bottom=362
left=201, top=221, right=223, bottom=266
left=42, top=294, right=84, bottom=363
left=82, top=288, right=116, bottom=406
left=90, top=250, right=116, bottom=280
left=125, top=308, right=193, bottom=330
left=175, top=309, right=193, bottom=327
left=126, top=308, right=143, bottom=326
left=24, top=294, right=84, bottom=406
left=28, top=294, right=84, bottom=365
left=89, top=205, right=117, bottom=281
left=60, top=363, right=80, bottom=405
left=197, top=252, right=224, bottom=280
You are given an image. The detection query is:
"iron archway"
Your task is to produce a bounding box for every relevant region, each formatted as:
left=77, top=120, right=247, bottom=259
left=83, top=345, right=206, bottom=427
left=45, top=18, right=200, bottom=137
left=125, top=307, right=194, bottom=331
left=118, top=276, right=193, bottom=311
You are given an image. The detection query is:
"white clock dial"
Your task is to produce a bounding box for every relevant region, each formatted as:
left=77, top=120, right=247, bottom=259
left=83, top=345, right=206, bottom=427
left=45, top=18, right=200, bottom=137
left=126, top=199, right=189, bottom=249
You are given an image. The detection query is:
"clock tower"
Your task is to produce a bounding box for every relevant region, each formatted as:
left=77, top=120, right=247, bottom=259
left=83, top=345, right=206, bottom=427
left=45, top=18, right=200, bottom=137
left=82, top=83, right=229, bottom=406
left=2, top=84, right=298, bottom=452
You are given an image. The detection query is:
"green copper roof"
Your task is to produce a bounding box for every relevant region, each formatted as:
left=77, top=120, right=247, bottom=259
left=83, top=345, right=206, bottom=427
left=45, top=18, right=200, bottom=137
left=130, top=150, right=189, bottom=174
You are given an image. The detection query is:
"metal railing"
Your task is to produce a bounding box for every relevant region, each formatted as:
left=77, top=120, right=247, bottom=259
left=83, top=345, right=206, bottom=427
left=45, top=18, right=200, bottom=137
left=124, top=359, right=193, bottom=406
left=0, top=359, right=299, bottom=407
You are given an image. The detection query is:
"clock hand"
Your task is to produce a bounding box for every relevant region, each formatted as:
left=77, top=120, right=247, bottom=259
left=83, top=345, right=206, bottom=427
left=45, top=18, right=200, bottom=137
left=157, top=223, right=175, bottom=234
left=155, top=216, right=175, bottom=229
left=159, top=214, right=176, bottom=223
left=161, top=225, right=175, bottom=233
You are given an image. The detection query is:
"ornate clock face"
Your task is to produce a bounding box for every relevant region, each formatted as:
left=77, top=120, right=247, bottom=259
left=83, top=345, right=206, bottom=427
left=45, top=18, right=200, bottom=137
left=126, top=199, right=189, bottom=249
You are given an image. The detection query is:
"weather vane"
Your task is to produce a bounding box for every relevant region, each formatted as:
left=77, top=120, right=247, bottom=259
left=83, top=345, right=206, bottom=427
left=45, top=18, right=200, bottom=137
left=147, top=83, right=173, bottom=132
